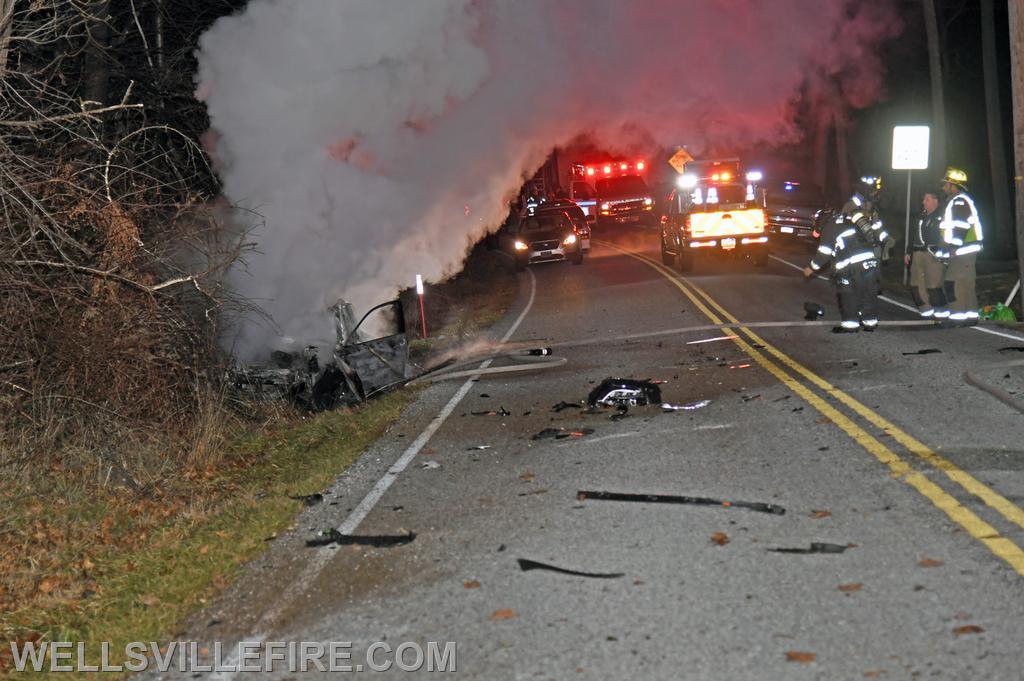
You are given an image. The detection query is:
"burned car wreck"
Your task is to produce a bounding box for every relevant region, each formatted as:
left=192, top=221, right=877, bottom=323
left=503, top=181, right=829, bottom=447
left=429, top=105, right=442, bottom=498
left=230, top=299, right=414, bottom=410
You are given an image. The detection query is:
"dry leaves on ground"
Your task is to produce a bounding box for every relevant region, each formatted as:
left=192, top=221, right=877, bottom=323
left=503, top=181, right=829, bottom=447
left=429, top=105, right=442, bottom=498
left=786, top=651, right=816, bottom=664
left=710, top=532, right=730, bottom=546
left=490, top=608, right=517, bottom=621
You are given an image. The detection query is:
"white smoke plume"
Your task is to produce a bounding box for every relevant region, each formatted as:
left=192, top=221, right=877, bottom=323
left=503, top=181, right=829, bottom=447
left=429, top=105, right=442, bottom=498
left=198, top=0, right=900, bottom=359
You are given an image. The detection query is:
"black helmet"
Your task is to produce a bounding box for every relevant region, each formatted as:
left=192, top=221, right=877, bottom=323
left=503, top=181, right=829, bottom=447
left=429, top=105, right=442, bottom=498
left=858, top=175, right=882, bottom=201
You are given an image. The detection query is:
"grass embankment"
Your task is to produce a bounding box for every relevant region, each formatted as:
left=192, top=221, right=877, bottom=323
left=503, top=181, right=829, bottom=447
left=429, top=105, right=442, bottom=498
left=0, top=244, right=520, bottom=678
left=0, top=392, right=410, bottom=676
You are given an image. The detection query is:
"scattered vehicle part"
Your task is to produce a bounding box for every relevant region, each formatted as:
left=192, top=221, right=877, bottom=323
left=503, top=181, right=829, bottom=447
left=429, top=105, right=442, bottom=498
left=289, top=493, right=324, bottom=507
left=527, top=347, right=554, bottom=356
left=804, top=302, right=825, bottom=320
left=306, top=529, right=416, bottom=548
left=552, top=401, right=582, bottom=412
left=686, top=335, right=739, bottom=345
left=661, top=399, right=712, bottom=412
left=472, top=407, right=511, bottom=416
left=467, top=445, right=492, bottom=451
left=902, top=349, right=942, bottom=356
left=587, top=378, right=662, bottom=408
left=516, top=558, right=624, bottom=579
left=768, top=542, right=848, bottom=554
left=421, top=460, right=441, bottom=469
left=577, top=490, right=786, bottom=515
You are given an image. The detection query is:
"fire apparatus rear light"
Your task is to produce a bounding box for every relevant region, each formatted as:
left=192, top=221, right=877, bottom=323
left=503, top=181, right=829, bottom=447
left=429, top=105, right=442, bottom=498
left=636, top=160, right=646, bottom=171
left=620, top=162, right=628, bottom=170
left=690, top=240, right=717, bottom=248
left=586, top=166, right=595, bottom=176
left=741, top=236, right=769, bottom=245
left=603, top=165, right=612, bottom=175
left=712, top=173, right=720, bottom=181
left=720, top=172, right=732, bottom=181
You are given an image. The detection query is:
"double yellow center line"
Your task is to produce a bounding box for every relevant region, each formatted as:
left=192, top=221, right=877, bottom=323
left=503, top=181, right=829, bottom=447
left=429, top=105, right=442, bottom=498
left=604, top=241, right=1024, bottom=575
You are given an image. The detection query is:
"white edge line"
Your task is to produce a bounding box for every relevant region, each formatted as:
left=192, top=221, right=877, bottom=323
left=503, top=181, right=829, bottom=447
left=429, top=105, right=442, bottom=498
left=768, top=253, right=1024, bottom=343
left=206, top=270, right=538, bottom=680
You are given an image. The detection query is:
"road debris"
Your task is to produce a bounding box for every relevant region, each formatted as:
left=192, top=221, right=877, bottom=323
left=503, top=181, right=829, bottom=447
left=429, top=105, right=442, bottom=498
left=463, top=580, right=481, bottom=589
left=472, top=406, right=511, bottom=416
left=785, top=651, right=817, bottom=664
left=533, top=427, right=595, bottom=440
left=466, top=445, right=492, bottom=451
left=804, top=302, right=825, bottom=320
left=686, top=335, right=739, bottom=345
left=490, top=608, right=517, bottom=621
left=551, top=401, right=582, bottom=412
left=838, top=583, right=863, bottom=593
left=953, top=625, right=985, bottom=636
left=661, top=399, right=712, bottom=412
left=588, top=378, right=662, bottom=407
left=902, top=349, right=942, bottom=356
left=517, top=489, right=549, bottom=497
left=918, top=557, right=944, bottom=568
left=306, top=529, right=416, bottom=548
left=741, top=394, right=761, bottom=402
left=810, top=510, right=832, bottom=519
left=289, top=493, right=324, bottom=506
left=516, top=558, right=624, bottom=579
left=768, top=542, right=848, bottom=554
left=421, top=460, right=441, bottom=469
left=577, top=490, right=786, bottom=515
left=710, top=532, right=730, bottom=546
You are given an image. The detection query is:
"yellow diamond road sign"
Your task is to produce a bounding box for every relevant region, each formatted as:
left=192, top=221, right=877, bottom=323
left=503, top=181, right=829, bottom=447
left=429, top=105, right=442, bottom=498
left=668, top=148, right=694, bottom=174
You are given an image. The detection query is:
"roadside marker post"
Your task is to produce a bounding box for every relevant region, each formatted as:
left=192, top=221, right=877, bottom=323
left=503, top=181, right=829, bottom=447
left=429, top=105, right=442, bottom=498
left=416, top=274, right=427, bottom=339
left=892, top=126, right=930, bottom=285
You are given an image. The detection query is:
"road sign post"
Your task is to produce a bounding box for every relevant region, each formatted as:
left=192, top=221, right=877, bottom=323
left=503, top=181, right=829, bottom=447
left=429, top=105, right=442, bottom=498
left=892, top=126, right=931, bottom=285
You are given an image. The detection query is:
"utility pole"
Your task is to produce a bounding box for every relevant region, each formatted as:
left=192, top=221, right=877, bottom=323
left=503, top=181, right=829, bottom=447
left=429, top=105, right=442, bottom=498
left=923, top=0, right=946, bottom=172
left=981, top=0, right=1012, bottom=252
left=1011, top=0, right=1024, bottom=310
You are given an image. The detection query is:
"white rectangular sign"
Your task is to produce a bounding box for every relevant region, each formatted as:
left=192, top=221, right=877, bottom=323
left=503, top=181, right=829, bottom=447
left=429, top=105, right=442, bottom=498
left=892, top=126, right=930, bottom=170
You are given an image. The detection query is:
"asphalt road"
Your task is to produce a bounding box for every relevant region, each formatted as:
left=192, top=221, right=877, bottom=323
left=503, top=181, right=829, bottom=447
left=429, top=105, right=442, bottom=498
left=162, top=231, right=1024, bottom=680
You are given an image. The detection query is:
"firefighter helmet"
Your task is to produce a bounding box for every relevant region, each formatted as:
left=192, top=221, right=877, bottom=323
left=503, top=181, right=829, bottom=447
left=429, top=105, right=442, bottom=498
left=942, top=166, right=969, bottom=189
left=858, top=175, right=883, bottom=201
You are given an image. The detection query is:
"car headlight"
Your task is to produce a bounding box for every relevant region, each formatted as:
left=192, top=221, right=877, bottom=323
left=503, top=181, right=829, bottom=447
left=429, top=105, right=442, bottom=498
left=514, top=241, right=528, bottom=251
left=563, top=234, right=577, bottom=246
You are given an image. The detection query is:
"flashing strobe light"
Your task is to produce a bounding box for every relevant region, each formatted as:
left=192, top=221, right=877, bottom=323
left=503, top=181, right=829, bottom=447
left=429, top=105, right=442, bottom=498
left=677, top=174, right=698, bottom=189
left=746, top=184, right=755, bottom=201
left=784, top=183, right=795, bottom=192
left=636, top=160, right=646, bottom=171
left=603, top=164, right=612, bottom=175
left=643, top=197, right=653, bottom=206
left=620, top=162, right=628, bottom=171
left=720, top=172, right=732, bottom=182
left=746, top=170, right=763, bottom=182
left=586, top=166, right=595, bottom=176
left=712, top=173, right=720, bottom=181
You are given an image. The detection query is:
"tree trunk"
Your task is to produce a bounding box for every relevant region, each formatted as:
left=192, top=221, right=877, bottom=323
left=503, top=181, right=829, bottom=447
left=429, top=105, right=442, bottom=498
left=1010, top=0, right=1024, bottom=308
left=0, top=0, right=15, bottom=81
left=923, top=0, right=946, bottom=172
left=981, top=0, right=1012, bottom=252
left=83, top=1, right=112, bottom=105
left=834, top=111, right=850, bottom=198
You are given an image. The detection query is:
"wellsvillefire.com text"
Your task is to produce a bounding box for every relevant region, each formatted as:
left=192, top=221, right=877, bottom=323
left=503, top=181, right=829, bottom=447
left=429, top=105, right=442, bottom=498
left=9, top=640, right=457, bottom=673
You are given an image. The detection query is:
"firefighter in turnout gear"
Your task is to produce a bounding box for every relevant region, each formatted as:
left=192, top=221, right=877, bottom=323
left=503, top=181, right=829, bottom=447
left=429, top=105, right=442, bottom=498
left=906, top=189, right=949, bottom=319
left=939, top=167, right=983, bottom=326
left=803, top=176, right=889, bottom=333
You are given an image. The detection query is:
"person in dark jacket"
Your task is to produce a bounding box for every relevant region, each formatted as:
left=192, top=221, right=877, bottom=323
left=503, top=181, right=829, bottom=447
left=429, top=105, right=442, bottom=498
left=803, top=176, right=888, bottom=333
left=906, top=189, right=948, bottom=320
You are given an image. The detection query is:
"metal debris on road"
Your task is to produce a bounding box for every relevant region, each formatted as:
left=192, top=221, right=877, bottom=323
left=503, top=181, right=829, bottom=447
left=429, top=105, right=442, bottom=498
left=306, top=529, right=416, bottom=548
left=804, top=302, right=825, bottom=320
left=532, top=427, right=596, bottom=440
left=686, top=335, right=739, bottom=345
left=551, top=401, right=582, bottom=412
left=661, top=399, right=712, bottom=412
left=471, top=406, right=512, bottom=416
left=526, top=347, right=553, bottom=356
left=516, top=558, right=624, bottom=579
left=577, top=490, right=786, bottom=515
left=902, top=349, right=942, bottom=356
left=741, top=394, right=762, bottom=402
left=466, top=445, right=492, bottom=451
left=768, top=542, right=848, bottom=554
left=289, top=493, right=324, bottom=506
left=587, top=378, right=662, bottom=407
left=421, top=460, right=441, bottom=469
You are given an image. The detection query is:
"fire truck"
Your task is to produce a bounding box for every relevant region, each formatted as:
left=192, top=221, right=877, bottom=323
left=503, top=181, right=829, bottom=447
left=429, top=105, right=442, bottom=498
left=569, top=158, right=655, bottom=227
left=659, top=158, right=768, bottom=271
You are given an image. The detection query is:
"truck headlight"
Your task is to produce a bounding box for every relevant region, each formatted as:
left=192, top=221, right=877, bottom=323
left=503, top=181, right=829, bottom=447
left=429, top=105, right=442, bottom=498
left=562, top=234, right=577, bottom=246
left=514, top=241, right=528, bottom=251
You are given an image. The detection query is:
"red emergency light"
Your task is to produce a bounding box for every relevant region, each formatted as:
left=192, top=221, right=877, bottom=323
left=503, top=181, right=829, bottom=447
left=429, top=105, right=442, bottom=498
left=636, top=160, right=646, bottom=171
left=620, top=162, right=628, bottom=171
left=586, top=166, right=595, bottom=176
left=603, top=164, right=612, bottom=175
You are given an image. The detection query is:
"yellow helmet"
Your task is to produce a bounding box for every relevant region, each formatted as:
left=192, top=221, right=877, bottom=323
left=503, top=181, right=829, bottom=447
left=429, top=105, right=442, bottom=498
left=943, top=167, right=968, bottom=187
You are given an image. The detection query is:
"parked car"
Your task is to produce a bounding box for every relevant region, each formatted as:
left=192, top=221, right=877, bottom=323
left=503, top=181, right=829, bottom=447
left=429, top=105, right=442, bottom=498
left=764, top=179, right=827, bottom=241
